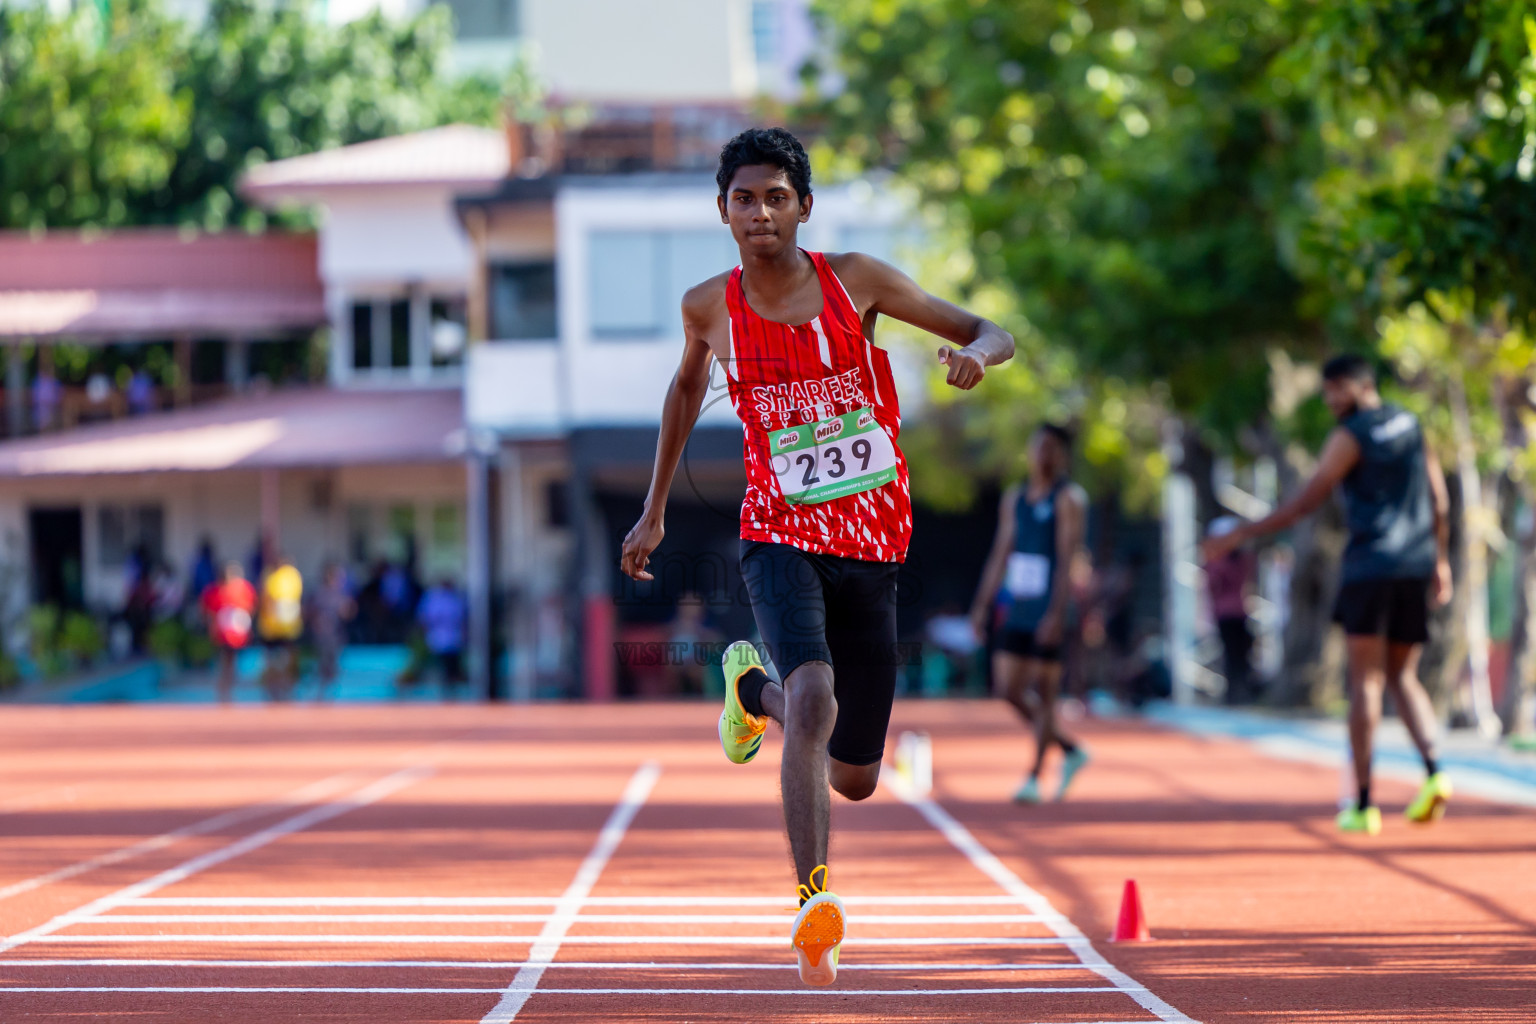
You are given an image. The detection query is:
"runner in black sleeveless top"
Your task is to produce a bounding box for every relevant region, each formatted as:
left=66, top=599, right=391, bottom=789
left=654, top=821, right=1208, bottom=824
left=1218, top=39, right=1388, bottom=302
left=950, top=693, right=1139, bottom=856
left=970, top=424, right=1090, bottom=804
left=1204, top=355, right=1454, bottom=835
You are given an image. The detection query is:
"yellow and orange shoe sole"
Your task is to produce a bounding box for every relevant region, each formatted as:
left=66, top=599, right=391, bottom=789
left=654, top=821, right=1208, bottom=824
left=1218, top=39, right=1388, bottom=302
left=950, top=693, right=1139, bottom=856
left=791, top=892, right=845, bottom=987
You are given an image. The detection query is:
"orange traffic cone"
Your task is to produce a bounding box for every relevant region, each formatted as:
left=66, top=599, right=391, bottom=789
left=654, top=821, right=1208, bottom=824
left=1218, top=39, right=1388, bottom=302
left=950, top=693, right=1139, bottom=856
left=1110, top=878, right=1151, bottom=942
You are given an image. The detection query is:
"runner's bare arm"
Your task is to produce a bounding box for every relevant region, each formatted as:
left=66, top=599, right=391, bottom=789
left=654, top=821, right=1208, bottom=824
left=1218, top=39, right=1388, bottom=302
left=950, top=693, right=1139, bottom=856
left=827, top=252, right=1013, bottom=390
left=1425, top=445, right=1453, bottom=605
left=620, top=285, right=721, bottom=582
left=969, top=487, right=1021, bottom=639
left=1202, top=428, right=1361, bottom=562
left=1036, top=485, right=1087, bottom=646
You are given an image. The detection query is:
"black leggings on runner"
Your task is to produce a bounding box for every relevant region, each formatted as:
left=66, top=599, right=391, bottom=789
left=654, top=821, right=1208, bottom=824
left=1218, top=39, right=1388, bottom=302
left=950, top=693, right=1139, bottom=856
left=739, top=540, right=900, bottom=766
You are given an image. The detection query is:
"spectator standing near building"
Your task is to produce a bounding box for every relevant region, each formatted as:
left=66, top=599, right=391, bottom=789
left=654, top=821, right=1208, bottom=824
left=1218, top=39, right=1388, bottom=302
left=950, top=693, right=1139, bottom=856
left=308, top=562, right=355, bottom=701
left=667, top=592, right=720, bottom=696
left=126, top=368, right=155, bottom=416
left=258, top=554, right=304, bottom=701
left=189, top=540, right=218, bottom=611
left=1206, top=516, right=1257, bottom=703
left=31, top=367, right=60, bottom=432
left=202, top=562, right=256, bottom=704
left=416, top=577, right=468, bottom=698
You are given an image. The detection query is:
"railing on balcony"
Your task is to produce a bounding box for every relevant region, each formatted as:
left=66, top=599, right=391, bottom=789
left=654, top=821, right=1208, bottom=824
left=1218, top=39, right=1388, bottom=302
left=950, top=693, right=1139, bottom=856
left=1, top=383, right=248, bottom=440
left=507, top=105, right=773, bottom=178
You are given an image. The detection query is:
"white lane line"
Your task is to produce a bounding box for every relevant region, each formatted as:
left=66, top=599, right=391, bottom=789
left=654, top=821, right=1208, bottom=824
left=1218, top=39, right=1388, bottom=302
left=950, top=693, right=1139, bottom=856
left=122, top=894, right=1031, bottom=907
left=0, top=985, right=1122, bottom=996
left=0, top=773, right=364, bottom=904
left=0, top=766, right=433, bottom=957
left=33, top=935, right=1072, bottom=946
left=86, top=913, right=1045, bottom=926
left=886, top=777, right=1200, bottom=1024
left=0, top=959, right=1092, bottom=971
left=479, top=760, right=660, bottom=1024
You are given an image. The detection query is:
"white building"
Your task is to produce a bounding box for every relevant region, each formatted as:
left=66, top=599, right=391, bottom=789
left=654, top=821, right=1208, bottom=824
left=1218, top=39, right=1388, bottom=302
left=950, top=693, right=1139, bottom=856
left=16, top=0, right=819, bottom=102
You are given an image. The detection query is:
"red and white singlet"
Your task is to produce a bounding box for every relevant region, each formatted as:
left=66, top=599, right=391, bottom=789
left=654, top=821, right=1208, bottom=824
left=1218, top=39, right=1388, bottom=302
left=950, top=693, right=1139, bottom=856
left=724, top=250, right=912, bottom=563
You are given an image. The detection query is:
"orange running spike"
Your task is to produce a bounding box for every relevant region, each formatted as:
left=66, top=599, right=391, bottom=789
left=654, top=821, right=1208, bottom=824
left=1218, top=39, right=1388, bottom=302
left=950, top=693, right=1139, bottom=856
left=1111, top=878, right=1151, bottom=942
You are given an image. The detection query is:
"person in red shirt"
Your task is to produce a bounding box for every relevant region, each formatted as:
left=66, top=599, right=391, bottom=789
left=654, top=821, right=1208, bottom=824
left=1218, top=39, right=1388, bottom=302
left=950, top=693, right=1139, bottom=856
left=621, top=128, right=1013, bottom=985
left=201, top=561, right=256, bottom=704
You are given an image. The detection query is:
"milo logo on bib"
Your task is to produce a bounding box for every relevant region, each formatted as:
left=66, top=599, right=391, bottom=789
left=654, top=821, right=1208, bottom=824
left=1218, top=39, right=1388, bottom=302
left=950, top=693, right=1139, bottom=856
left=768, top=406, right=899, bottom=505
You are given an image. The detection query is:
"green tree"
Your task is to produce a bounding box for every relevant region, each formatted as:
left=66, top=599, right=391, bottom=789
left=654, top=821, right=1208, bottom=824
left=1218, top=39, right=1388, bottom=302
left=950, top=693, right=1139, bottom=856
left=807, top=0, right=1324, bottom=443
left=154, top=0, right=507, bottom=232
left=0, top=0, right=190, bottom=229
left=0, top=0, right=518, bottom=233
left=1281, top=1, right=1536, bottom=733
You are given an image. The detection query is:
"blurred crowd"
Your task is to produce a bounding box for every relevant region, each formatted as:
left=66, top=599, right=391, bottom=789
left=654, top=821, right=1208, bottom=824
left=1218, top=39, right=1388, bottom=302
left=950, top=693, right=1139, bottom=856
left=117, top=535, right=469, bottom=703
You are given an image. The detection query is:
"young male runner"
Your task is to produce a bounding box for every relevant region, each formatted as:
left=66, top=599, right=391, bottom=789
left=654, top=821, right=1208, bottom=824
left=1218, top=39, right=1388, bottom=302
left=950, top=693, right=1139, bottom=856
left=619, top=127, right=1013, bottom=985
left=1203, top=354, right=1454, bottom=835
left=969, top=424, right=1090, bottom=803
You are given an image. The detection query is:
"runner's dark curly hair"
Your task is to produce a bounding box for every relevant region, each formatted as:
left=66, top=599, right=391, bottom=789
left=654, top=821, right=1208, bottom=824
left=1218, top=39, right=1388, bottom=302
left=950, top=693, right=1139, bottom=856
left=1321, top=353, right=1377, bottom=383
left=1037, top=422, right=1075, bottom=451
left=716, top=127, right=812, bottom=200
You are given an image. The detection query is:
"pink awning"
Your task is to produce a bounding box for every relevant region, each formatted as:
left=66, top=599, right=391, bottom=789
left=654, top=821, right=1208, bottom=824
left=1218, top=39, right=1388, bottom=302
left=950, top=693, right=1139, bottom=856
left=0, top=288, right=325, bottom=338
left=0, top=230, right=324, bottom=339
left=0, top=388, right=466, bottom=477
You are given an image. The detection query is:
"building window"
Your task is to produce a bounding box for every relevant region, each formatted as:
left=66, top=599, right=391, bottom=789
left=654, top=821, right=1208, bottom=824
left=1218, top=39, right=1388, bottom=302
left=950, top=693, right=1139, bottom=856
left=431, top=503, right=462, bottom=550
left=351, top=304, right=373, bottom=370
left=389, top=299, right=411, bottom=369
left=347, top=504, right=372, bottom=566
left=349, top=295, right=468, bottom=375
left=588, top=230, right=737, bottom=339
left=98, top=504, right=164, bottom=569
left=431, top=297, right=469, bottom=366
left=490, top=262, right=558, bottom=340
left=444, top=0, right=519, bottom=40
left=752, top=0, right=780, bottom=64
left=427, top=502, right=464, bottom=578
left=386, top=504, right=417, bottom=563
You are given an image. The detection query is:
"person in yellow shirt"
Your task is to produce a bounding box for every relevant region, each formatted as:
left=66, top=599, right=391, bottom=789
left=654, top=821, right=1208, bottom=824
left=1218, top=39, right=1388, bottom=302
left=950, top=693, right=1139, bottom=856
left=259, top=555, right=304, bottom=700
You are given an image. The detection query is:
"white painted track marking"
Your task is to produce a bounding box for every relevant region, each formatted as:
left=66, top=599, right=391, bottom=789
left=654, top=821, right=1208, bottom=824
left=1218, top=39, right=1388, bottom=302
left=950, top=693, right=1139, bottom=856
left=0, top=766, right=433, bottom=956
left=478, top=760, right=660, bottom=1024
left=0, top=773, right=364, bottom=904
left=122, top=894, right=1032, bottom=907
left=32, top=934, right=1074, bottom=946
left=885, top=776, right=1200, bottom=1024
left=87, top=913, right=1045, bottom=926
left=0, top=959, right=1095, bottom=971
left=0, top=985, right=1124, bottom=996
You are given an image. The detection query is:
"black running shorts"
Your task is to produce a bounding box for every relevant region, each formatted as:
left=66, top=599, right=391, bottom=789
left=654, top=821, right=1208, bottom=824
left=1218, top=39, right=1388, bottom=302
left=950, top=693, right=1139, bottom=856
left=1332, top=577, right=1431, bottom=645
left=739, top=540, right=900, bottom=767
left=995, top=627, right=1062, bottom=663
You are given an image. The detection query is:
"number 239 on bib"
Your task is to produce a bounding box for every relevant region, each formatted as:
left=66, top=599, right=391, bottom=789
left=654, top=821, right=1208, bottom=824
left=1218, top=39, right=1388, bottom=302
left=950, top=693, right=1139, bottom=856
left=768, top=408, right=898, bottom=505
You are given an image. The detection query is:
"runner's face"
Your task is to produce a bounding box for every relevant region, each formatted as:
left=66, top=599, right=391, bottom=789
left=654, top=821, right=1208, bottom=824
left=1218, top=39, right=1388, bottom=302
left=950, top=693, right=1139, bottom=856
left=1322, top=378, right=1362, bottom=420
left=1030, top=433, right=1059, bottom=478
left=719, top=164, right=811, bottom=256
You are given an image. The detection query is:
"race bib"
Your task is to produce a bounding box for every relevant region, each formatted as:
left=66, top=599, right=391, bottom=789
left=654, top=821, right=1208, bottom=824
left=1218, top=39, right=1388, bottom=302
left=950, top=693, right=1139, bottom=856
left=1005, top=552, right=1051, bottom=599
left=216, top=607, right=252, bottom=646
left=768, top=407, right=898, bottom=505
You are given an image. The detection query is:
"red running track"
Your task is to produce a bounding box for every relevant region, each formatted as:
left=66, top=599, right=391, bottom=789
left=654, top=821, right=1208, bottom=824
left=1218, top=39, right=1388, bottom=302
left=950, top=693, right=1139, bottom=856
left=1, top=701, right=1533, bottom=1023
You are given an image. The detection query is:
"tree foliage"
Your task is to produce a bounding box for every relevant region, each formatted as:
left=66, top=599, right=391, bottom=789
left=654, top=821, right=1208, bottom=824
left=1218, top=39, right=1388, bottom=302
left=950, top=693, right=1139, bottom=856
left=0, top=0, right=188, bottom=229
left=807, top=0, right=1326, bottom=453
left=0, top=0, right=514, bottom=233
